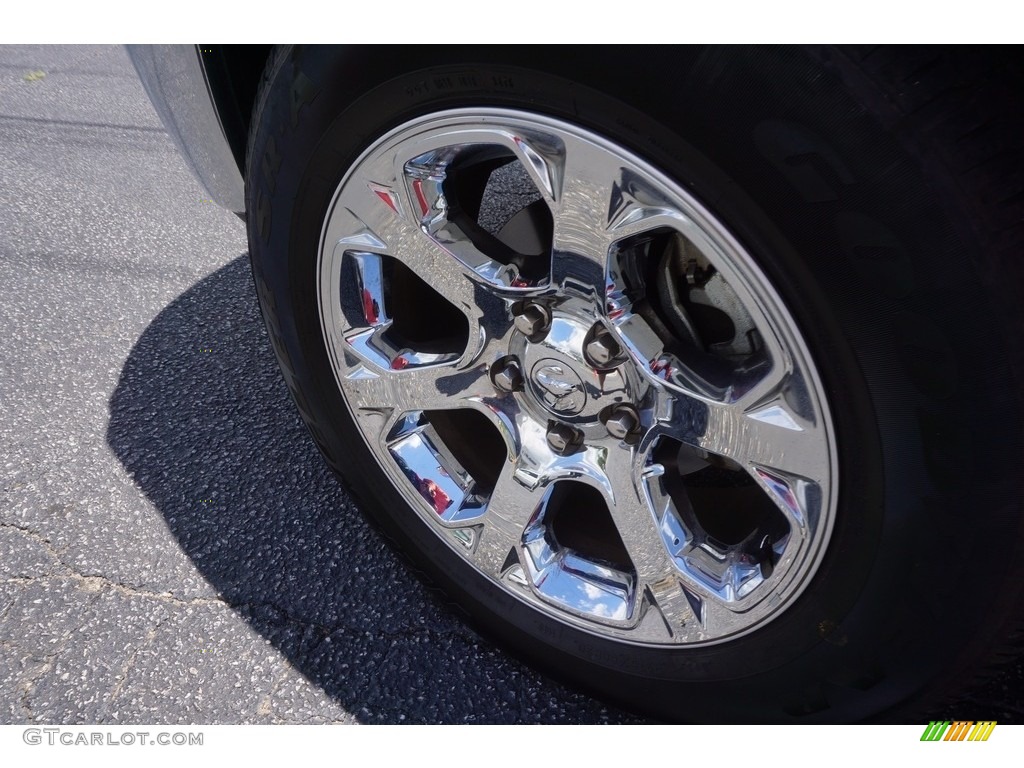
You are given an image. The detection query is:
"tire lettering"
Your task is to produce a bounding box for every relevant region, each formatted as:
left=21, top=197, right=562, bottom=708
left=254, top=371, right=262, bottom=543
left=404, top=80, right=429, bottom=98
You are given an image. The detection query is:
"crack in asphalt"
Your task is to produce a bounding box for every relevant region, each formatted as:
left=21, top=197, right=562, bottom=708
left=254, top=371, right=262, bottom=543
left=2, top=520, right=457, bottom=653
left=0, top=518, right=53, bottom=542
left=0, top=519, right=227, bottom=608
left=255, top=667, right=288, bottom=719
left=9, top=585, right=103, bottom=722
left=2, top=519, right=457, bottom=707
left=100, top=619, right=165, bottom=720
left=19, top=655, right=58, bottom=720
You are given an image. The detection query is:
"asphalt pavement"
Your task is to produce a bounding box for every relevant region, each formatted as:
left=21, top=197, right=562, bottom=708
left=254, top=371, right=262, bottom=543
left=0, top=45, right=1020, bottom=725
left=0, top=44, right=641, bottom=724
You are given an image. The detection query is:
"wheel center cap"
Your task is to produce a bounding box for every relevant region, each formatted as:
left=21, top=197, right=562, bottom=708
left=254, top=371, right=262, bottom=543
left=515, top=312, right=635, bottom=423
left=530, top=359, right=587, bottom=415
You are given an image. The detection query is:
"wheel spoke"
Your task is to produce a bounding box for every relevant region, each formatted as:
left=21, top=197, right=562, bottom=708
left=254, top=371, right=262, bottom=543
left=707, top=396, right=823, bottom=484
left=732, top=335, right=797, bottom=413
left=469, top=459, right=544, bottom=578
left=340, top=363, right=491, bottom=419
left=655, top=389, right=830, bottom=535
left=544, top=132, right=630, bottom=300
left=603, top=171, right=691, bottom=244
left=324, top=173, right=491, bottom=318
left=326, top=189, right=519, bottom=371
left=598, top=446, right=700, bottom=639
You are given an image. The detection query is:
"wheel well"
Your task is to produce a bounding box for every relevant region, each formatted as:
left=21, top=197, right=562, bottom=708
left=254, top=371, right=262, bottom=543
left=200, top=44, right=275, bottom=174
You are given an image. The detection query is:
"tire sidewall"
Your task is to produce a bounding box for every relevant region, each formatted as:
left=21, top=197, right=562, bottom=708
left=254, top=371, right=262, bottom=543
left=247, top=46, right=1023, bottom=722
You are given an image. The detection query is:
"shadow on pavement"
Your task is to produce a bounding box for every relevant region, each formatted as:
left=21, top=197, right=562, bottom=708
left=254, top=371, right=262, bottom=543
left=106, top=254, right=635, bottom=724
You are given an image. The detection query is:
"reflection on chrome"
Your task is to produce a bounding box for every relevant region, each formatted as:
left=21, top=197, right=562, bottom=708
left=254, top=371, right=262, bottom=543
left=387, top=413, right=487, bottom=524
left=645, top=449, right=792, bottom=605
left=320, top=109, right=838, bottom=646
left=342, top=251, right=463, bottom=372
left=405, top=146, right=549, bottom=290
left=520, top=486, right=636, bottom=624
left=754, top=466, right=817, bottom=532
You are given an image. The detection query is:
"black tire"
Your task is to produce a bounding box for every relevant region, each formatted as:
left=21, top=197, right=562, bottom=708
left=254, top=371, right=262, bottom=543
left=245, top=45, right=1024, bottom=723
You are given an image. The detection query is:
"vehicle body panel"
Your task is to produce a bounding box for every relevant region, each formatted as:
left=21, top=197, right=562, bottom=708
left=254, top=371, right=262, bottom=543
left=127, top=44, right=245, bottom=212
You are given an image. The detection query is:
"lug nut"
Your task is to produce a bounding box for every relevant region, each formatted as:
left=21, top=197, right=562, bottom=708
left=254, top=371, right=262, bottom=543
left=546, top=422, right=580, bottom=455
left=604, top=405, right=639, bottom=440
left=514, top=303, right=550, bottom=338
left=585, top=328, right=621, bottom=368
left=492, top=360, right=523, bottom=393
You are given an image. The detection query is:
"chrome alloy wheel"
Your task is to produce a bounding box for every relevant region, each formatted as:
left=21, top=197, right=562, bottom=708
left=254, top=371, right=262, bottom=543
left=317, top=109, right=838, bottom=645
